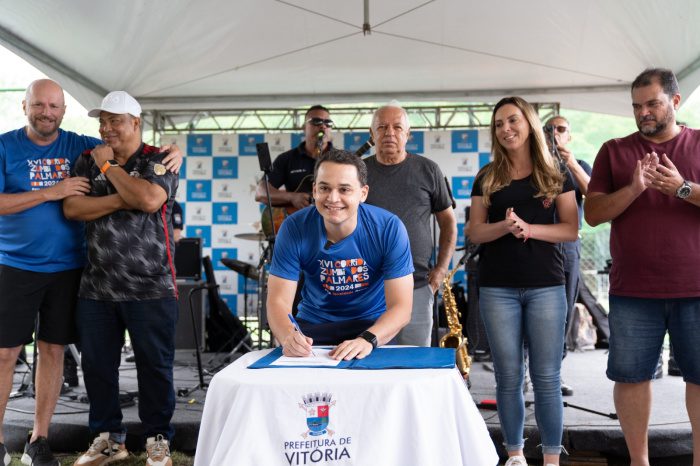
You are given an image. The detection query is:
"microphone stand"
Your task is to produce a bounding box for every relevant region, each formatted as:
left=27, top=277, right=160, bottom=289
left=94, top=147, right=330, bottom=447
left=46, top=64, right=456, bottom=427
left=525, top=400, right=617, bottom=419
left=543, top=126, right=563, bottom=164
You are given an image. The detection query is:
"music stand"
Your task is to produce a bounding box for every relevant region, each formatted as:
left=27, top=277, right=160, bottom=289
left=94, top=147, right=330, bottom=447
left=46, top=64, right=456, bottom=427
left=256, top=142, right=276, bottom=348
left=221, top=257, right=258, bottom=333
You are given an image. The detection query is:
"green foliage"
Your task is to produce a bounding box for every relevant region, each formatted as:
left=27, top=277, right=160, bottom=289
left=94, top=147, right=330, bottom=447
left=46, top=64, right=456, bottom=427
left=558, top=109, right=636, bottom=165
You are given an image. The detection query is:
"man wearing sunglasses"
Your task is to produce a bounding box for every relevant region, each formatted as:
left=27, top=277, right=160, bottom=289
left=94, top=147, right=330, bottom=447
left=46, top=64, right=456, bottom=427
left=544, top=115, right=592, bottom=398
left=254, top=105, right=334, bottom=212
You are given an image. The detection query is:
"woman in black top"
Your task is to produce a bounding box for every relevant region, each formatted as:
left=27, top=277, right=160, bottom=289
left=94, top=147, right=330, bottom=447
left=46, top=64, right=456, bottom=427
left=467, top=97, right=578, bottom=466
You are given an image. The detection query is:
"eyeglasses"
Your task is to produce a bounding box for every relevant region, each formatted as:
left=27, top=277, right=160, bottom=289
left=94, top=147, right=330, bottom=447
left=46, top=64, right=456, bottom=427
left=543, top=124, right=569, bottom=134
left=306, top=117, right=334, bottom=128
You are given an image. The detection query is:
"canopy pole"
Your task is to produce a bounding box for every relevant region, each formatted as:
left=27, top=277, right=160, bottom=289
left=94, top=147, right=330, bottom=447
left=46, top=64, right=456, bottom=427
left=362, top=0, right=371, bottom=35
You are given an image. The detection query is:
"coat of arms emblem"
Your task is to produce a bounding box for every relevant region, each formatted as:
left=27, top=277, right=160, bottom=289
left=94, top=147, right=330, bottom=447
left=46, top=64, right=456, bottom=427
left=299, top=392, right=336, bottom=438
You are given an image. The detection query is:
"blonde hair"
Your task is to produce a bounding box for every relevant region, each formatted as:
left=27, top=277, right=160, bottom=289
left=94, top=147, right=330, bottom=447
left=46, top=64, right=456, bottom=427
left=479, top=96, right=564, bottom=206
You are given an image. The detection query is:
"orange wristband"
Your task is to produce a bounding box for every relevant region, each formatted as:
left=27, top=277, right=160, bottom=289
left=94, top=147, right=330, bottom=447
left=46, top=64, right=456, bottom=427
left=100, top=160, right=115, bottom=174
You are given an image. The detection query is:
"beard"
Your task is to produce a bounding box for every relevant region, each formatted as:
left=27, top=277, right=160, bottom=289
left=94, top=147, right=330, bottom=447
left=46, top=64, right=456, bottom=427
left=637, top=104, right=674, bottom=137
left=28, top=115, right=60, bottom=138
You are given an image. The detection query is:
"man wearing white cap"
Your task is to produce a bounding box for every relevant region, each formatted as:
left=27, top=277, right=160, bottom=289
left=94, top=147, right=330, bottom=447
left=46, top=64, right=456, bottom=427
left=64, top=91, right=179, bottom=466
left=0, top=81, right=181, bottom=466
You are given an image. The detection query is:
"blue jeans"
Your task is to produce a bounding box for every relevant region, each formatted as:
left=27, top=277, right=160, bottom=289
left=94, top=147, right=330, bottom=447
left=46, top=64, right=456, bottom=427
left=76, top=298, right=178, bottom=443
left=479, top=286, right=566, bottom=455
left=608, top=295, right=700, bottom=384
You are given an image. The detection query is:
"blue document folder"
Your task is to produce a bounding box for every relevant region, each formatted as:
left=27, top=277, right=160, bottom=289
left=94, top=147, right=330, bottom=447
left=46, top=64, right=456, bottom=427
left=248, top=346, right=456, bottom=370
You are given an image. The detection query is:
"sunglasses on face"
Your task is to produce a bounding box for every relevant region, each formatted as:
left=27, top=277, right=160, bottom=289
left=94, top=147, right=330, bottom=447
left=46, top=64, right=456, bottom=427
left=306, top=117, right=334, bottom=128
left=554, top=125, right=569, bottom=133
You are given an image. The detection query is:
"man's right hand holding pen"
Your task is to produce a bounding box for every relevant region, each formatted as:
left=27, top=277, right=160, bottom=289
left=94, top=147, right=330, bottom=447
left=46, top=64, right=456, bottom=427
left=283, top=313, right=315, bottom=357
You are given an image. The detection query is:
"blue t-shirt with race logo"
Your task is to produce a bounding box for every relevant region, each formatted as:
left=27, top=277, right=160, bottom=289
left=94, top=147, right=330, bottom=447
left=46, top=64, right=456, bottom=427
left=0, top=128, right=100, bottom=272
left=270, top=203, right=414, bottom=323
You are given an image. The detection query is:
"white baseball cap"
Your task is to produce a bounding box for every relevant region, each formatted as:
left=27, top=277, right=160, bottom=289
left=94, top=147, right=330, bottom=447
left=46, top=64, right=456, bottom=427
left=88, top=91, right=141, bottom=118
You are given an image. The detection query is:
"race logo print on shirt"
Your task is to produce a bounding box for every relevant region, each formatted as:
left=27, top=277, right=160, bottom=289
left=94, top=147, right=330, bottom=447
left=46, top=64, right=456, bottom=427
left=319, top=257, right=370, bottom=295
left=27, top=158, right=70, bottom=190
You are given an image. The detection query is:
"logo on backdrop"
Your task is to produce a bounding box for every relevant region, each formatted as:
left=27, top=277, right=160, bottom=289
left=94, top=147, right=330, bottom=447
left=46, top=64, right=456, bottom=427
left=451, top=130, right=478, bottom=152
left=186, top=134, right=212, bottom=156
left=213, top=157, right=238, bottom=178
left=405, top=131, right=424, bottom=154
left=283, top=392, right=351, bottom=464
left=238, top=134, right=264, bottom=156
left=187, top=180, right=212, bottom=202
left=343, top=132, right=371, bottom=153
left=452, top=176, right=475, bottom=199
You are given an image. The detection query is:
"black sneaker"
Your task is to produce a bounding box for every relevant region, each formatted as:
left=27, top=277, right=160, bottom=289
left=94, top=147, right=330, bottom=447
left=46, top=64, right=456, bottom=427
left=1, top=442, right=10, bottom=466
left=668, top=356, right=682, bottom=376
left=21, top=436, right=59, bottom=466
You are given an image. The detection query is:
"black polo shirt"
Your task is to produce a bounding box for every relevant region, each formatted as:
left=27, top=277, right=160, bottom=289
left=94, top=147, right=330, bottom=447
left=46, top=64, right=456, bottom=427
left=72, top=143, right=179, bottom=301
left=267, top=142, right=333, bottom=194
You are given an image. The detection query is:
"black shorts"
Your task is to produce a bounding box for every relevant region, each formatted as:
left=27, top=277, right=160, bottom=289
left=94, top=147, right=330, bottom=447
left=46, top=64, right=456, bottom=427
left=0, top=264, right=82, bottom=348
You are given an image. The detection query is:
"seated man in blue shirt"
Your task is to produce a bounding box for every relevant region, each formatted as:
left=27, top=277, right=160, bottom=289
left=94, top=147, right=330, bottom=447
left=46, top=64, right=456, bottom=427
left=267, top=149, right=414, bottom=360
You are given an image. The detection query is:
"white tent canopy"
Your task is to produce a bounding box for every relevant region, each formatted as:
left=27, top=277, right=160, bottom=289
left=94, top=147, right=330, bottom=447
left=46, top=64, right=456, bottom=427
left=1, top=0, right=699, bottom=116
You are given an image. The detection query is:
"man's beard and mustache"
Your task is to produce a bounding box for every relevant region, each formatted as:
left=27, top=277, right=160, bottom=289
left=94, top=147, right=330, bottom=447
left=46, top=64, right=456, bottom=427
left=637, top=104, right=674, bottom=137
left=29, top=115, right=61, bottom=138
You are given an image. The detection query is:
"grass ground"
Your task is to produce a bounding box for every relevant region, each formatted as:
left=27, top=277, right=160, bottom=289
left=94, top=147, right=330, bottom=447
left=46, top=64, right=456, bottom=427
left=11, top=451, right=194, bottom=465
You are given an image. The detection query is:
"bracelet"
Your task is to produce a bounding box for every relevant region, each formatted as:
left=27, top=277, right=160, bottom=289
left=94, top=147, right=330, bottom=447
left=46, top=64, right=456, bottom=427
left=523, top=224, right=531, bottom=242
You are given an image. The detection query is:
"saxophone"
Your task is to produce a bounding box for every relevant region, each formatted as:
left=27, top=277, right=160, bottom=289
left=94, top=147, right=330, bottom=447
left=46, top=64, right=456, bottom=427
left=439, top=260, right=472, bottom=379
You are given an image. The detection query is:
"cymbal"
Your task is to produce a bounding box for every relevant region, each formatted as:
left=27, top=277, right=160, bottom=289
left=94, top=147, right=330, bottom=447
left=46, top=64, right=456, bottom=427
left=221, top=258, right=259, bottom=280
left=234, top=232, right=266, bottom=241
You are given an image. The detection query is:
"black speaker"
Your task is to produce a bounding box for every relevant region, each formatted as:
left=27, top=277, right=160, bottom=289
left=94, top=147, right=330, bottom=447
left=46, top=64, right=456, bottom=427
left=175, top=237, right=202, bottom=280
left=175, top=280, right=206, bottom=350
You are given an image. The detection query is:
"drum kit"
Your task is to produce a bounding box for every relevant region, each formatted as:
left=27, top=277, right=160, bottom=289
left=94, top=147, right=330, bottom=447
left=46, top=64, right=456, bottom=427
left=220, top=231, right=274, bottom=347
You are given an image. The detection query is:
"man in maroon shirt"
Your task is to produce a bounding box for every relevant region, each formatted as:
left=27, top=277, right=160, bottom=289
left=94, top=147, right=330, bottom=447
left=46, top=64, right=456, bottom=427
left=586, top=68, right=700, bottom=466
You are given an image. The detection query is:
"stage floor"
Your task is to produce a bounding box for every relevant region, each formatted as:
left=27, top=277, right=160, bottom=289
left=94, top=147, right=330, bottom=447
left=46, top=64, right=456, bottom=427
left=3, top=347, right=692, bottom=465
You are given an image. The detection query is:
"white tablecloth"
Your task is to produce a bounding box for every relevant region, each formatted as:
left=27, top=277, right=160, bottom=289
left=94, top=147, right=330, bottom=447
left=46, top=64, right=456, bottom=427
left=194, top=349, right=498, bottom=466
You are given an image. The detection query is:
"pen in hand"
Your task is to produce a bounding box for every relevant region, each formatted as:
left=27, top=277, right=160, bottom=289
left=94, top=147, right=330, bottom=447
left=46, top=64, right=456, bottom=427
left=287, top=313, right=316, bottom=357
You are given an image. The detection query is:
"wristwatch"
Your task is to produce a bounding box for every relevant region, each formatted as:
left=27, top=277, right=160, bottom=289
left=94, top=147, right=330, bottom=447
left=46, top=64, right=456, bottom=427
left=675, top=180, right=692, bottom=199
left=358, top=331, right=378, bottom=349
left=100, top=159, right=120, bottom=174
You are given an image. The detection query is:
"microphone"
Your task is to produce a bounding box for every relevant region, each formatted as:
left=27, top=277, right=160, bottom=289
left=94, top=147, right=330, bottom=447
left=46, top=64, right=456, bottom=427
left=324, top=240, right=333, bottom=250
left=354, top=138, right=375, bottom=157
left=316, top=131, right=324, bottom=154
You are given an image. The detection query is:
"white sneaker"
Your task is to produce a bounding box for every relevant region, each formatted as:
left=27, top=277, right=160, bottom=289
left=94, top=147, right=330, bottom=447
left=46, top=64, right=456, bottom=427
left=1, top=442, right=10, bottom=466
left=74, top=433, right=128, bottom=466
left=145, top=435, right=172, bottom=466
left=504, top=456, right=529, bottom=466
